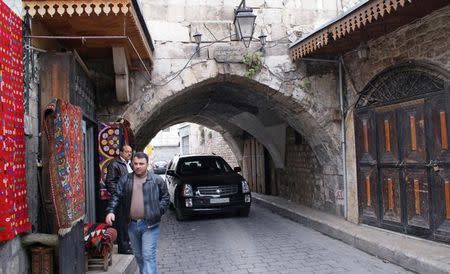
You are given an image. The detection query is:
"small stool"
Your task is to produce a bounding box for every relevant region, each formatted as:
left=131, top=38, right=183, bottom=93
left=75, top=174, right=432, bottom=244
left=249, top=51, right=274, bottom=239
left=85, top=251, right=112, bottom=271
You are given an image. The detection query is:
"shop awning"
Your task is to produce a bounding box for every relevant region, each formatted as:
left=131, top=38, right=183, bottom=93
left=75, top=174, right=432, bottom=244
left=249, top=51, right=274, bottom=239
left=23, top=0, right=153, bottom=71
left=290, top=0, right=449, bottom=61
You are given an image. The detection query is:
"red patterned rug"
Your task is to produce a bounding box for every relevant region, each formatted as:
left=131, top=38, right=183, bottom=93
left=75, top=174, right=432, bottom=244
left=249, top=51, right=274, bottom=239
left=44, top=98, right=85, bottom=235
left=0, top=1, right=31, bottom=241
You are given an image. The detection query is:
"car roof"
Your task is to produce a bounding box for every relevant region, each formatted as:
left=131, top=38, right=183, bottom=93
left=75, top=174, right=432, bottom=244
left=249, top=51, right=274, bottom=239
left=176, top=154, right=221, bottom=159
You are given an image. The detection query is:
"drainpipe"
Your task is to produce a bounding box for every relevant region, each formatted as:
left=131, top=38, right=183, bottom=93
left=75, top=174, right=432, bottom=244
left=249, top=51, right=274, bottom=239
left=338, top=56, right=347, bottom=220
left=299, top=57, right=348, bottom=219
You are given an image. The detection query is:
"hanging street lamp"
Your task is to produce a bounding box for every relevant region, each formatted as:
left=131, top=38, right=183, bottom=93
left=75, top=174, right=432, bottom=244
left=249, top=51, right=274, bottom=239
left=193, top=29, right=202, bottom=56
left=258, top=30, right=267, bottom=52
left=234, top=0, right=256, bottom=48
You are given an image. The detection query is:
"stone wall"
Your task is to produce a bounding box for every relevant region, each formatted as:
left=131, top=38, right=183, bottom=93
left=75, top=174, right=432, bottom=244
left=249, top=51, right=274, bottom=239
left=343, top=5, right=450, bottom=97
left=276, top=127, right=344, bottom=215
left=142, top=0, right=339, bottom=43
left=203, top=130, right=239, bottom=168
left=0, top=237, right=29, bottom=274
left=189, top=124, right=239, bottom=168
left=152, top=146, right=180, bottom=164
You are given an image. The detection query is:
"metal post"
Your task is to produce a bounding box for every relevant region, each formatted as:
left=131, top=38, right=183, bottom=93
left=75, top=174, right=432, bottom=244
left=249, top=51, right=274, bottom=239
left=338, top=56, right=347, bottom=220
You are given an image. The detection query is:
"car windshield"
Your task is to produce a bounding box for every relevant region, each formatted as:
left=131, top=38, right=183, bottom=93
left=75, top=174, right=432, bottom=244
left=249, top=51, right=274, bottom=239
left=154, top=161, right=167, bottom=167
left=177, top=157, right=233, bottom=175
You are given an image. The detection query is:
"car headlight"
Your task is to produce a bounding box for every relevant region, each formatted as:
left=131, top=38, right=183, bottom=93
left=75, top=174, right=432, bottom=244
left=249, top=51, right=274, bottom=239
left=182, top=184, right=193, bottom=197
left=242, top=180, right=250, bottom=193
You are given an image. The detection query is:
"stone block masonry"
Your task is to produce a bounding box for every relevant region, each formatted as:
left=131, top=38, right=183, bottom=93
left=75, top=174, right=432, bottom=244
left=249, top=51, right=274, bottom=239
left=344, top=4, right=450, bottom=97
left=189, top=124, right=239, bottom=168
left=276, top=127, right=344, bottom=216
left=0, top=237, right=30, bottom=274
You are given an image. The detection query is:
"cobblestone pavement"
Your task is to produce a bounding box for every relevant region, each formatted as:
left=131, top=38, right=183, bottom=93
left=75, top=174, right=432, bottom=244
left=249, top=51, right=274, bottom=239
left=156, top=204, right=412, bottom=274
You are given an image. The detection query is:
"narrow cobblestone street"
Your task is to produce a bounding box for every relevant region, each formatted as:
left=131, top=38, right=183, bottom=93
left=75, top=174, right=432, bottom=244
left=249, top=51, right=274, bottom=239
left=156, top=204, right=411, bottom=274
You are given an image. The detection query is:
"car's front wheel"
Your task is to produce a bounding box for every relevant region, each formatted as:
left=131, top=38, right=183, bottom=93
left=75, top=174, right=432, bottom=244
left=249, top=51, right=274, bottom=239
left=238, top=207, right=250, bottom=217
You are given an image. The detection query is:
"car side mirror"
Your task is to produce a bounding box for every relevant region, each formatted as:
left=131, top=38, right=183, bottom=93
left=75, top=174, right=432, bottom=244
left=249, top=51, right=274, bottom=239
left=166, top=170, right=176, bottom=176
left=233, top=167, right=241, bottom=173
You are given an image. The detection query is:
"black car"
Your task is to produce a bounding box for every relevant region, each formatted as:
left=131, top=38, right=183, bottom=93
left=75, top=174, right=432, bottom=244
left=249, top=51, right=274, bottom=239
left=165, top=154, right=251, bottom=221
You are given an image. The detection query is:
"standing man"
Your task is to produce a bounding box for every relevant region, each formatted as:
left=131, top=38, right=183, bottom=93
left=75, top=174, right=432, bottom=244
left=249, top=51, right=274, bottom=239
left=105, top=152, right=169, bottom=274
left=105, top=144, right=133, bottom=254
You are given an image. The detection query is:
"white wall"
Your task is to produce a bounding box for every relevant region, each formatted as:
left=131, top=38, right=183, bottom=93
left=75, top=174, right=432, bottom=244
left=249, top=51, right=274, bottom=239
left=4, top=0, right=21, bottom=17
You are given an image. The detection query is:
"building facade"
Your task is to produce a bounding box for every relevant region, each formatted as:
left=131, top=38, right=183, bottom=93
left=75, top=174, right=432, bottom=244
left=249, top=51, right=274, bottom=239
left=290, top=0, right=450, bottom=242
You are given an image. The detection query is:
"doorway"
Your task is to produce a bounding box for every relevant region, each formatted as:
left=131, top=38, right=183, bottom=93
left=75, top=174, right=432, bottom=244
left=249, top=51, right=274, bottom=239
left=355, top=63, right=450, bottom=242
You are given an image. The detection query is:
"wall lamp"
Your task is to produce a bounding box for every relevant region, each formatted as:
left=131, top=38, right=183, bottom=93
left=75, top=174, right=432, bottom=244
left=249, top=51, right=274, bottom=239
left=193, top=29, right=202, bottom=56
left=356, top=42, right=369, bottom=60
left=234, top=0, right=256, bottom=48
left=258, top=30, right=267, bottom=52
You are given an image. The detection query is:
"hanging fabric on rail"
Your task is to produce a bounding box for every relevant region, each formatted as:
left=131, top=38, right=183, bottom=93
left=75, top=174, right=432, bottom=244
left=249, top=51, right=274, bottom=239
left=0, top=1, right=31, bottom=241
left=44, top=98, right=85, bottom=235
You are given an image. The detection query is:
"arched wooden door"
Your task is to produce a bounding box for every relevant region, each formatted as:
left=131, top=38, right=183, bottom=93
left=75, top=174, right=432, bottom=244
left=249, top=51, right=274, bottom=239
left=355, top=63, right=450, bottom=243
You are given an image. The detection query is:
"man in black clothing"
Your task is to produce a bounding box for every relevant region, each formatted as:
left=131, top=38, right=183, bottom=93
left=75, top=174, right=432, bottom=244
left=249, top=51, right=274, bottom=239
left=106, top=152, right=169, bottom=274
left=105, top=144, right=133, bottom=254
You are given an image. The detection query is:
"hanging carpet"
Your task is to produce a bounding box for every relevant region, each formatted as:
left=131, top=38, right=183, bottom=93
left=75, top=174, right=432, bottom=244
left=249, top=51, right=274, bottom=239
left=0, top=1, right=31, bottom=241
left=44, top=98, right=85, bottom=235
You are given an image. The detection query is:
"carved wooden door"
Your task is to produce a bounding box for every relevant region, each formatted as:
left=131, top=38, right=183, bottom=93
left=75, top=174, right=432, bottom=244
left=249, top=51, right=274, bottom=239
left=397, top=100, right=430, bottom=234
left=355, top=111, right=379, bottom=224
left=426, top=92, right=450, bottom=241
left=354, top=63, right=449, bottom=242
left=375, top=105, right=403, bottom=230
left=356, top=94, right=450, bottom=240
left=357, top=99, right=432, bottom=234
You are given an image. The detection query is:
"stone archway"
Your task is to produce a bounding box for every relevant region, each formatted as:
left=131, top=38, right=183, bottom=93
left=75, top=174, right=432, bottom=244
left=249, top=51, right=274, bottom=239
left=97, top=55, right=347, bottom=215
left=123, top=60, right=342, bottom=171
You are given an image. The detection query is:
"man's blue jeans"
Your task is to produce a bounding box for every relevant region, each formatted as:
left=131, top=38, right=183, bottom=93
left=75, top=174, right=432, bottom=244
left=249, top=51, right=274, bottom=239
left=128, top=220, right=160, bottom=274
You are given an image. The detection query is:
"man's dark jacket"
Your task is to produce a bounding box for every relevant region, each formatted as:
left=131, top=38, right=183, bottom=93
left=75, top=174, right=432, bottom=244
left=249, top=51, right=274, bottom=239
left=105, top=157, right=129, bottom=196
left=106, top=172, right=170, bottom=226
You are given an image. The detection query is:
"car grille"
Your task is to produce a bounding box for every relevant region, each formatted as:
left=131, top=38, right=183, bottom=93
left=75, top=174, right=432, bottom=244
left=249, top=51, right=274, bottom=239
left=196, top=185, right=238, bottom=196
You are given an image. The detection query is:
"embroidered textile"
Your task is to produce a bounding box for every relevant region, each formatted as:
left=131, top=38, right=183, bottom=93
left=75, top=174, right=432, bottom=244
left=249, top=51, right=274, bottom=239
left=98, top=123, right=121, bottom=200
left=44, top=98, right=85, bottom=235
left=0, top=1, right=31, bottom=241
left=98, top=121, right=133, bottom=200
left=83, top=223, right=117, bottom=258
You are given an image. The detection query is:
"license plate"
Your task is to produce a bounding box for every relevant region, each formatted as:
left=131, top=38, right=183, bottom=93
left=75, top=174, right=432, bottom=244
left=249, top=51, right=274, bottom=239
left=210, top=198, right=229, bottom=204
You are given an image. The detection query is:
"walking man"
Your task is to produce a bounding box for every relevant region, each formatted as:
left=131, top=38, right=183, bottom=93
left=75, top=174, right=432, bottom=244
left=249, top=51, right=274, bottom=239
left=105, top=144, right=133, bottom=254
left=106, top=152, right=170, bottom=274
